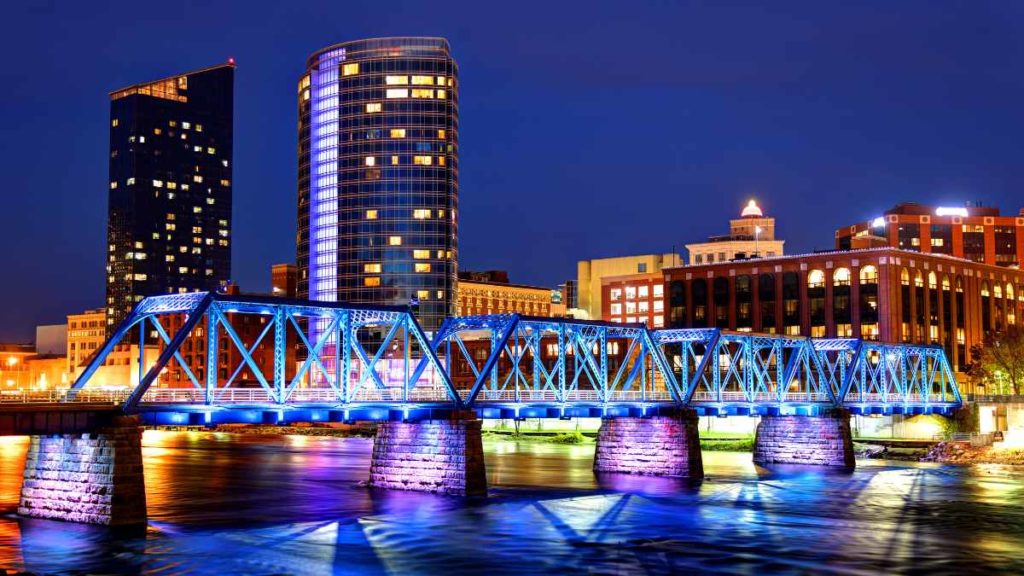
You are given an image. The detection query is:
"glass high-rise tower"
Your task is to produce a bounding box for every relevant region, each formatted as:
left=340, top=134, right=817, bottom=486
left=297, top=37, right=458, bottom=332
left=106, top=63, right=234, bottom=335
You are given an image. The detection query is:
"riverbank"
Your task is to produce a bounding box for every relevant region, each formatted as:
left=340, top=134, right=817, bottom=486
left=921, top=442, right=1024, bottom=465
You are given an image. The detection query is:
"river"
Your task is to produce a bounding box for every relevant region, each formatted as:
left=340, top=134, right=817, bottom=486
left=1, top=431, right=1022, bottom=574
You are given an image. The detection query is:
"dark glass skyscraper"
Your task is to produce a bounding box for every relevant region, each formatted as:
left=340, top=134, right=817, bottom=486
left=297, top=38, right=458, bottom=332
left=106, top=63, right=234, bottom=334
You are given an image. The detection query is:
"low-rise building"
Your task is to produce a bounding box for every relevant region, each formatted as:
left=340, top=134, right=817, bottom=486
left=601, top=273, right=667, bottom=327
left=685, top=199, right=784, bottom=265
left=456, top=271, right=557, bottom=317
left=656, top=247, right=1024, bottom=384
left=577, top=253, right=679, bottom=321
left=836, top=202, right=1024, bottom=267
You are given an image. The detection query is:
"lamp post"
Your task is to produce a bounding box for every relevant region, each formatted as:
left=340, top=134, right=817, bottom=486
left=754, top=225, right=762, bottom=257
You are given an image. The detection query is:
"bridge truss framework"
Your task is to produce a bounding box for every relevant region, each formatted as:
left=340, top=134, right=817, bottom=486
left=67, top=292, right=962, bottom=422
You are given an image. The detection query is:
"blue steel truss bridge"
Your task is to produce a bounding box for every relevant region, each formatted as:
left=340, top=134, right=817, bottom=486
left=47, top=292, right=960, bottom=424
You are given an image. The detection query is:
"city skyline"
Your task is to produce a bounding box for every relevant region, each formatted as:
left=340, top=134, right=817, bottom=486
left=4, top=1, right=1024, bottom=340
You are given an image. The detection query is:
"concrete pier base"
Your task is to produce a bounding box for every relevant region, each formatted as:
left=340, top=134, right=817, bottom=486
left=18, top=416, right=146, bottom=526
left=593, top=410, right=704, bottom=478
left=368, top=413, right=487, bottom=496
left=753, top=410, right=855, bottom=468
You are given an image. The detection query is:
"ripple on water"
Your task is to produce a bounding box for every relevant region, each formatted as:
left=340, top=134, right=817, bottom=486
left=1, top=432, right=1023, bottom=575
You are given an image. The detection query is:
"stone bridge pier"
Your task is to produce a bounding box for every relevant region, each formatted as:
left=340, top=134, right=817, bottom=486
left=368, top=411, right=487, bottom=496
left=753, top=409, right=855, bottom=468
left=17, top=414, right=147, bottom=526
left=593, top=409, right=704, bottom=479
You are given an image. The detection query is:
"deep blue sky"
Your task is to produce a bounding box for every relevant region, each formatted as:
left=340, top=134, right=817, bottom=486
left=3, top=1, right=1024, bottom=341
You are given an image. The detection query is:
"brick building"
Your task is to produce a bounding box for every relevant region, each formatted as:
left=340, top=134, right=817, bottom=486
left=600, top=273, right=667, bottom=327
left=644, top=248, right=1023, bottom=377
left=836, top=202, right=1024, bottom=267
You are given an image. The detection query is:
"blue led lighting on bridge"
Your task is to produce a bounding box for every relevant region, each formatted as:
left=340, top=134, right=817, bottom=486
left=67, top=293, right=962, bottom=421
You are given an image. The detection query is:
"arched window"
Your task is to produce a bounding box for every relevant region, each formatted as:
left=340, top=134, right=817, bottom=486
left=692, top=279, right=707, bottom=324
left=914, top=270, right=924, bottom=288
left=928, top=271, right=937, bottom=290
left=713, top=277, right=729, bottom=328
left=994, top=283, right=1003, bottom=299
left=808, top=270, right=825, bottom=288
left=833, top=267, right=851, bottom=286
left=860, top=265, right=878, bottom=284
left=900, top=268, right=910, bottom=285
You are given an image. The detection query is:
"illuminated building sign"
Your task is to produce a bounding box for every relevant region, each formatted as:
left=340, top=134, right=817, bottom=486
left=935, top=207, right=969, bottom=217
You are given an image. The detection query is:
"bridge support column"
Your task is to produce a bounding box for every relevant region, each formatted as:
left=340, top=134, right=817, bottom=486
left=753, top=409, right=855, bottom=468
left=369, top=412, right=486, bottom=496
left=594, top=409, right=703, bottom=478
left=19, top=416, right=146, bottom=526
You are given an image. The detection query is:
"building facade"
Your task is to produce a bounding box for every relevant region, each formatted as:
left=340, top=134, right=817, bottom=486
left=601, top=273, right=666, bottom=327
left=297, top=37, right=458, bottom=332
left=653, top=248, right=1024, bottom=376
left=836, top=202, right=1024, bottom=267
left=106, top=63, right=235, bottom=334
left=456, top=280, right=556, bottom=317
left=577, top=253, right=679, bottom=321
left=686, top=199, right=784, bottom=265
left=271, top=263, right=298, bottom=297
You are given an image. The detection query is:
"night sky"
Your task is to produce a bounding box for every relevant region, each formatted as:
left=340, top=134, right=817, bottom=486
left=3, top=1, right=1024, bottom=341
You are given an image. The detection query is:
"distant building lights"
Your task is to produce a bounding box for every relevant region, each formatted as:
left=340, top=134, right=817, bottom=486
left=871, top=217, right=886, bottom=228
left=935, top=207, right=969, bottom=217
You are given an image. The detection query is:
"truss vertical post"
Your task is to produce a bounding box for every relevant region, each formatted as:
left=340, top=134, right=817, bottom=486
left=138, top=316, right=146, bottom=388
left=341, top=310, right=352, bottom=403
left=599, top=327, right=608, bottom=402
left=403, top=317, right=410, bottom=403
left=206, top=310, right=219, bottom=404
left=273, top=308, right=286, bottom=403
left=557, top=324, right=566, bottom=403
left=339, top=311, right=348, bottom=401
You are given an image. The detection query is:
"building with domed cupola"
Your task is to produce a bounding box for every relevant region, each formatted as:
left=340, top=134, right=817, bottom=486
left=685, top=199, right=785, bottom=265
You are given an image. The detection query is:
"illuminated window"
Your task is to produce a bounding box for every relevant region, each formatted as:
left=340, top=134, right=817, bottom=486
left=166, top=181, right=177, bottom=190
left=412, top=75, right=434, bottom=85
left=389, top=236, right=402, bottom=246
left=413, top=155, right=432, bottom=165
left=438, top=156, right=446, bottom=166
left=182, top=122, right=191, bottom=129
left=366, top=210, right=378, bottom=219
left=364, top=277, right=381, bottom=287
left=436, top=89, right=446, bottom=99
left=391, top=155, right=399, bottom=165
left=366, top=102, right=382, bottom=113
left=133, top=273, right=148, bottom=281
left=417, top=290, right=430, bottom=299
left=110, top=181, right=118, bottom=189
left=411, top=88, right=433, bottom=98
left=126, top=177, right=135, bottom=186
left=139, top=136, right=145, bottom=143
left=153, top=128, right=162, bottom=135
left=438, top=129, right=446, bottom=139
left=436, top=76, right=446, bottom=85
left=415, top=263, right=431, bottom=273
left=365, top=156, right=376, bottom=167
left=208, top=147, right=216, bottom=154
left=342, top=63, right=359, bottom=76
left=220, top=179, right=230, bottom=186
left=193, top=175, right=203, bottom=183
left=390, top=128, right=406, bottom=138
left=386, top=89, right=408, bottom=99
left=112, top=119, right=119, bottom=127
left=152, top=179, right=164, bottom=188
left=610, top=303, right=622, bottom=315
left=385, top=75, right=409, bottom=85
left=413, top=250, right=430, bottom=259
left=364, top=263, right=381, bottom=273
left=413, top=209, right=431, bottom=219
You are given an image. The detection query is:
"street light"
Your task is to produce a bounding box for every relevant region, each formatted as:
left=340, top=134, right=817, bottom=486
left=754, top=225, right=762, bottom=257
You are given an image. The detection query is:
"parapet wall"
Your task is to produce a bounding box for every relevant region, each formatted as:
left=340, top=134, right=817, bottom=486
left=594, top=410, right=704, bottom=478
left=369, top=414, right=487, bottom=496
left=19, top=416, right=147, bottom=525
left=753, top=410, right=855, bottom=468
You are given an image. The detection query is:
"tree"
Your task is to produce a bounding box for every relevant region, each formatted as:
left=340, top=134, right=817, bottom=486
left=970, top=326, right=1024, bottom=396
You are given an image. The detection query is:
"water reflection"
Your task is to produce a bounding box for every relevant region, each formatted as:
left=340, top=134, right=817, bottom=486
left=0, top=431, right=1022, bottom=574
